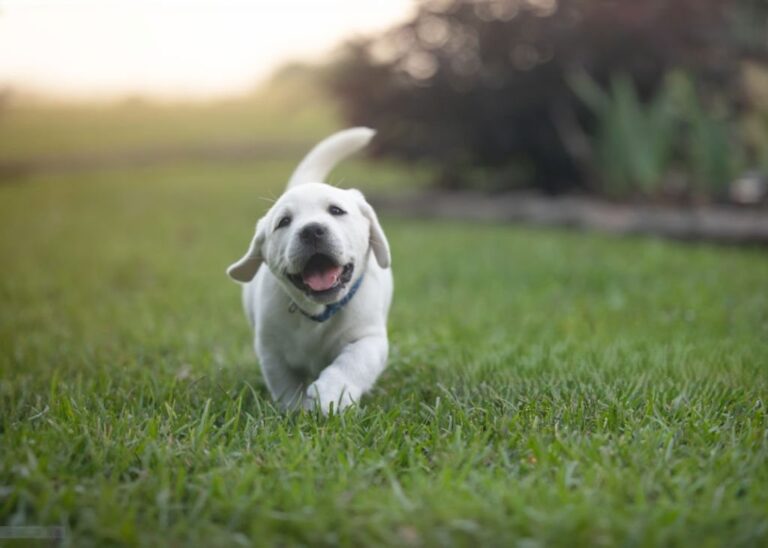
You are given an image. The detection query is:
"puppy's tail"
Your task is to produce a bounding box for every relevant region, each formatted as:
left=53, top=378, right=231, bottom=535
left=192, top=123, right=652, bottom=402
left=287, top=127, right=375, bottom=189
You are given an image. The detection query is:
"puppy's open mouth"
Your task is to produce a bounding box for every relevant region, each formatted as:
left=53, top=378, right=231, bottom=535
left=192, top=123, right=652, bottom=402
left=287, top=254, right=354, bottom=296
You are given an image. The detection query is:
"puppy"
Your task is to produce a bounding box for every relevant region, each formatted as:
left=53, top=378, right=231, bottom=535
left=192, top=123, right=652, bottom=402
left=227, top=128, right=392, bottom=414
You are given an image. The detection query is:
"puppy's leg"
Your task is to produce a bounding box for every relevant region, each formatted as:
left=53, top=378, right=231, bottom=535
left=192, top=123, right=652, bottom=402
left=259, top=353, right=306, bottom=410
left=305, top=335, right=388, bottom=414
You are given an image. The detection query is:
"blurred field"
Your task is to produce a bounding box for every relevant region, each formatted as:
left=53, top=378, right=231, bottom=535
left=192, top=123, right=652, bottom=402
left=1, top=80, right=767, bottom=545
left=0, top=68, right=336, bottom=163
left=0, top=70, right=433, bottom=193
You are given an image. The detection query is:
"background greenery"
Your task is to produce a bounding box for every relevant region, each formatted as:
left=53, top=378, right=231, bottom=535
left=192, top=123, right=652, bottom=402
left=329, top=0, right=768, bottom=199
left=0, top=69, right=335, bottom=163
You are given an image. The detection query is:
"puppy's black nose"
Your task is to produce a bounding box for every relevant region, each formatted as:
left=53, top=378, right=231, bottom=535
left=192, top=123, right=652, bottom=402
left=300, top=223, right=327, bottom=244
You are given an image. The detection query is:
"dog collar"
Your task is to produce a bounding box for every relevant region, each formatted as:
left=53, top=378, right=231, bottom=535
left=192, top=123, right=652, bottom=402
left=293, top=274, right=365, bottom=323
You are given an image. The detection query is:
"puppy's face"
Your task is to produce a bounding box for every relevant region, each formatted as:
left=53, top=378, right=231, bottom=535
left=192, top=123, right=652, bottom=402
left=265, top=184, right=371, bottom=304
left=228, top=183, right=390, bottom=305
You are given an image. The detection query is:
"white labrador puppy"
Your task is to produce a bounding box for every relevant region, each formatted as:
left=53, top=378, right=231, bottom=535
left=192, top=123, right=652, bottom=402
left=227, top=128, right=392, bottom=414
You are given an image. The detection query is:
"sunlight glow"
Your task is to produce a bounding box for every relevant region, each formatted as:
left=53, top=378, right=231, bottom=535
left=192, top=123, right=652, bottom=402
left=0, top=0, right=414, bottom=99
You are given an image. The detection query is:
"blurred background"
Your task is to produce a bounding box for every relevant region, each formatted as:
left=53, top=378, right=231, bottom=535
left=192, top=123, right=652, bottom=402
left=1, top=0, right=767, bottom=234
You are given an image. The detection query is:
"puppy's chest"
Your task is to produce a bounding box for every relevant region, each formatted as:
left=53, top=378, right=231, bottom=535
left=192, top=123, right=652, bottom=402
left=262, top=319, right=341, bottom=376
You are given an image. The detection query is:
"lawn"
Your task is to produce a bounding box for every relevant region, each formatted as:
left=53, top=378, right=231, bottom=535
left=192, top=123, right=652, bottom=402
left=1, top=151, right=767, bottom=547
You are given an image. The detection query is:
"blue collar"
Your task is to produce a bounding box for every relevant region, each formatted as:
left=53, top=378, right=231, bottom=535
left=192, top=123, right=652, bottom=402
left=294, top=274, right=364, bottom=323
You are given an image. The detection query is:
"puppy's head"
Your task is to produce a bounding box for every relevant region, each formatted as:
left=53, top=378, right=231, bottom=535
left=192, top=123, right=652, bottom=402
left=227, top=183, right=390, bottom=305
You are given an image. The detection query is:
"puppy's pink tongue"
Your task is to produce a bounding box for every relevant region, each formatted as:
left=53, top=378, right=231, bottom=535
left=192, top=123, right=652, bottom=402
left=303, top=265, right=342, bottom=292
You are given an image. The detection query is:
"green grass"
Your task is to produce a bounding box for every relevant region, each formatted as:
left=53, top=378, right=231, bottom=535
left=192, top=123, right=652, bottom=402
left=1, top=156, right=767, bottom=547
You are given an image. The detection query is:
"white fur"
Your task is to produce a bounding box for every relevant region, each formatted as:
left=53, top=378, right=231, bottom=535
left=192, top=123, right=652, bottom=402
left=227, top=128, right=392, bottom=414
left=288, top=127, right=375, bottom=188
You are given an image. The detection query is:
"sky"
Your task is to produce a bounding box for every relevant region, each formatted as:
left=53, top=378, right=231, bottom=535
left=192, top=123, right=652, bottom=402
left=0, top=0, right=414, bottom=99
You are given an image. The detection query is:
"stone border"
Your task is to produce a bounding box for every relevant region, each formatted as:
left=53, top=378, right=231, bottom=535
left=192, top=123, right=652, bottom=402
left=370, top=191, right=768, bottom=245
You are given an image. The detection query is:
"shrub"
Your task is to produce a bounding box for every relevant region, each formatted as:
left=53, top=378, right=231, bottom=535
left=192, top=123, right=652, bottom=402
left=327, top=0, right=767, bottom=197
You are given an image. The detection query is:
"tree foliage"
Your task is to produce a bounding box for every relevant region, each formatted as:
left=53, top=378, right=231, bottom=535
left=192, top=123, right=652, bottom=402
left=328, top=0, right=766, bottom=194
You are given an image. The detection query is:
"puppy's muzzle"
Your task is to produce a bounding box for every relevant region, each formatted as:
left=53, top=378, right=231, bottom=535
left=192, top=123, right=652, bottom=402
left=299, top=223, right=328, bottom=247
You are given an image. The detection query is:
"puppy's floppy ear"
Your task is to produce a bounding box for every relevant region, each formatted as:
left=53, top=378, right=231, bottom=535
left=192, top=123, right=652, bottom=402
left=227, top=219, right=266, bottom=283
left=350, top=189, right=391, bottom=269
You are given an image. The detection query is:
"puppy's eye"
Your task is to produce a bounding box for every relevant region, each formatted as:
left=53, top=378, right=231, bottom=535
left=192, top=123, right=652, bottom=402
left=276, top=216, right=291, bottom=230
left=328, top=205, right=346, bottom=216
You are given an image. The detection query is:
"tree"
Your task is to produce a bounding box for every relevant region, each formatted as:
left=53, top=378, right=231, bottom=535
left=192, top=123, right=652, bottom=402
left=328, top=0, right=765, bottom=193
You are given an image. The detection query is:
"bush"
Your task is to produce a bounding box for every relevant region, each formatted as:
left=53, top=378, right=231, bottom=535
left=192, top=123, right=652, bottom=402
left=327, top=0, right=767, bottom=197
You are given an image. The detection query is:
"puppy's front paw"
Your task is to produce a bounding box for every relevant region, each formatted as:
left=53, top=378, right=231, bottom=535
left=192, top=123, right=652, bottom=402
left=304, top=373, right=359, bottom=415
